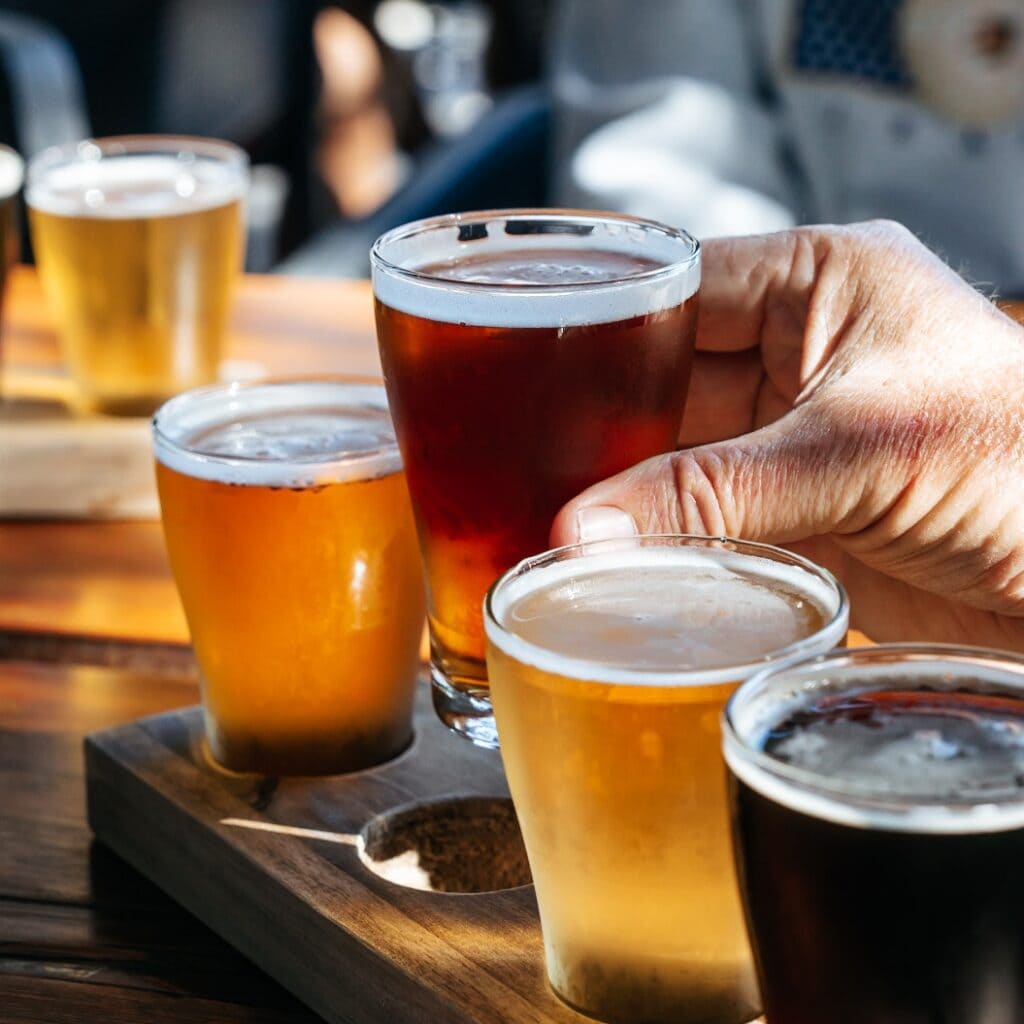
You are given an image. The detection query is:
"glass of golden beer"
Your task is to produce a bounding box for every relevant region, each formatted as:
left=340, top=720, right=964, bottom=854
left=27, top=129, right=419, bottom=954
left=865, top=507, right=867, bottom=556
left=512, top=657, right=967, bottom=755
left=28, top=136, right=247, bottom=415
left=153, top=378, right=426, bottom=776
left=484, top=535, right=849, bottom=1024
left=373, top=210, right=701, bottom=747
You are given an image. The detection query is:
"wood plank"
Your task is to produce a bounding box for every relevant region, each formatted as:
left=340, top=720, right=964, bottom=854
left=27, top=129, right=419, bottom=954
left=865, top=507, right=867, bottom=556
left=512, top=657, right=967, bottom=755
left=0, top=655, right=323, bottom=1019
left=0, top=629, right=194, bottom=676
left=0, top=975, right=314, bottom=1023
left=85, top=684, right=592, bottom=1024
left=0, top=418, right=160, bottom=520
left=0, top=521, right=189, bottom=643
left=0, top=659, right=197, bottom=905
left=0, top=896, right=313, bottom=1011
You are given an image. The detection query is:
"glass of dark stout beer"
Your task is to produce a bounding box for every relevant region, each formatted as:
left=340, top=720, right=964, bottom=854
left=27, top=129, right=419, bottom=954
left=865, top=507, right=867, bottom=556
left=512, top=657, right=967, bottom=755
left=372, top=210, right=700, bottom=746
left=724, top=644, right=1024, bottom=1024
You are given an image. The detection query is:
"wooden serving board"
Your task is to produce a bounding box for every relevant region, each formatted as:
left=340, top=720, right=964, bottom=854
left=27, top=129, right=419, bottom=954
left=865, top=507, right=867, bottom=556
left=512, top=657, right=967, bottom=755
left=0, top=412, right=160, bottom=519
left=84, top=681, right=590, bottom=1024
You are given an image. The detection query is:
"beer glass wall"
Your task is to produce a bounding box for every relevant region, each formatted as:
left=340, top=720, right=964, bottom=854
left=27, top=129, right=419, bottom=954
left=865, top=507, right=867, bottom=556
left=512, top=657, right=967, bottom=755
left=484, top=535, right=848, bottom=1024
left=28, top=136, right=247, bottom=414
left=0, top=145, right=24, bottom=367
left=153, top=378, right=425, bottom=776
left=372, top=210, right=700, bottom=746
left=725, top=644, right=1024, bottom=1024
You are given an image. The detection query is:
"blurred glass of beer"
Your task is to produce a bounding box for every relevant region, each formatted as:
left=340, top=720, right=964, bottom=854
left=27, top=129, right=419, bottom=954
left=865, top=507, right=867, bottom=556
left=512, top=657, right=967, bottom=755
left=373, top=210, right=700, bottom=746
left=726, top=645, right=1024, bottom=1023
left=28, top=136, right=247, bottom=415
left=0, top=145, right=24, bottom=370
left=485, top=535, right=848, bottom=1024
left=153, top=379, right=426, bottom=776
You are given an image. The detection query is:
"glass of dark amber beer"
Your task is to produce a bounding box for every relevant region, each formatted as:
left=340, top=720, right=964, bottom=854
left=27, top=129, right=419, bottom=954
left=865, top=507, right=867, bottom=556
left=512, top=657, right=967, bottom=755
left=725, top=644, right=1024, bottom=1024
left=372, top=210, right=700, bottom=746
left=153, top=378, right=426, bottom=776
left=485, top=535, right=848, bottom=1024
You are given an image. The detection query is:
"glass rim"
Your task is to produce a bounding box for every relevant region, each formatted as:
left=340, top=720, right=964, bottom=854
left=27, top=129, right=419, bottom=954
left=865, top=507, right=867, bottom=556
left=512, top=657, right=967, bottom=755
left=0, top=144, right=24, bottom=197
left=723, top=643, right=1024, bottom=827
left=152, top=375, right=399, bottom=482
left=26, top=133, right=249, bottom=186
left=369, top=208, right=701, bottom=294
left=483, top=533, right=849, bottom=688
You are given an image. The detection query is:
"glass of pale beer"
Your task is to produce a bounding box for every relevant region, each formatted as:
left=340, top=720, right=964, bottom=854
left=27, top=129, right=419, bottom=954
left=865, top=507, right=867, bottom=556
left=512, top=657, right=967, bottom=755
left=373, top=209, right=700, bottom=747
left=153, top=378, right=426, bottom=776
left=484, top=535, right=848, bottom=1024
left=28, top=136, right=247, bottom=415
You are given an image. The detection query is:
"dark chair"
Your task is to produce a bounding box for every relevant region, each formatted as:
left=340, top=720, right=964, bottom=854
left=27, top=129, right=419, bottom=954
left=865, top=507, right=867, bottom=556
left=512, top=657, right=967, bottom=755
left=0, top=12, right=87, bottom=156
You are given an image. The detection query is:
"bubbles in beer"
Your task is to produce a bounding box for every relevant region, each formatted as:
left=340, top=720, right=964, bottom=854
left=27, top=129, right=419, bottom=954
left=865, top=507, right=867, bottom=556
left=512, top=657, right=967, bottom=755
left=418, top=249, right=667, bottom=287
left=495, top=551, right=831, bottom=677
left=153, top=382, right=402, bottom=487
left=28, top=154, right=244, bottom=218
left=189, top=409, right=396, bottom=464
left=764, top=690, right=1024, bottom=804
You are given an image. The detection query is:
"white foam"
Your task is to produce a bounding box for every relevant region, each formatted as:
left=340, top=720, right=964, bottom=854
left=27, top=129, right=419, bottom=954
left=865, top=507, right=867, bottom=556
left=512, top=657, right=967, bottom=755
left=0, top=148, right=24, bottom=199
left=484, top=544, right=846, bottom=687
left=153, top=381, right=402, bottom=487
left=27, top=152, right=246, bottom=218
left=371, top=212, right=700, bottom=328
left=724, top=656, right=1024, bottom=834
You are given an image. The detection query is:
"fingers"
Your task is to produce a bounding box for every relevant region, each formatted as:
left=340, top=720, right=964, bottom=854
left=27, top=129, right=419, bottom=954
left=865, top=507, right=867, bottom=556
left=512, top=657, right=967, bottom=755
left=678, top=349, right=762, bottom=445
left=680, top=222, right=931, bottom=446
left=551, top=399, right=878, bottom=548
left=696, top=230, right=822, bottom=353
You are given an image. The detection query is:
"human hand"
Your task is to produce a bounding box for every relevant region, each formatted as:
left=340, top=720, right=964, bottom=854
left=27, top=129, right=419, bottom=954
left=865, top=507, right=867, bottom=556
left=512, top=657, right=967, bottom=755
left=551, top=222, right=1024, bottom=649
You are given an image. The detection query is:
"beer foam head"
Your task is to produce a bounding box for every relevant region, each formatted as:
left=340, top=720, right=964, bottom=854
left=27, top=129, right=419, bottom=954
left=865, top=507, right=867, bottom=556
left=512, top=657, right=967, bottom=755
left=724, top=646, right=1024, bottom=834
left=484, top=539, right=846, bottom=687
left=153, top=379, right=402, bottom=487
left=0, top=147, right=24, bottom=200
left=27, top=140, right=246, bottom=218
left=371, top=210, right=700, bottom=328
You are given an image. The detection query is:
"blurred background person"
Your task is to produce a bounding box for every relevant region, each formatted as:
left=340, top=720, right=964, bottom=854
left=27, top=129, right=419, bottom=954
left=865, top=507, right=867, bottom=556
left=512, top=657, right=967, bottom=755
left=553, top=0, right=1024, bottom=293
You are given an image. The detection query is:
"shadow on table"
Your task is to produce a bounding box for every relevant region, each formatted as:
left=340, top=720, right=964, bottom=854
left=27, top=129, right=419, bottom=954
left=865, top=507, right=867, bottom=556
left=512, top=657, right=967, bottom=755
left=87, top=840, right=314, bottom=1017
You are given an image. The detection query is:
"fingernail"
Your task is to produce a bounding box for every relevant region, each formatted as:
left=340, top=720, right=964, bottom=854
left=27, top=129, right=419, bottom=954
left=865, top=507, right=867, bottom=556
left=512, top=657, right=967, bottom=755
left=575, top=505, right=637, bottom=543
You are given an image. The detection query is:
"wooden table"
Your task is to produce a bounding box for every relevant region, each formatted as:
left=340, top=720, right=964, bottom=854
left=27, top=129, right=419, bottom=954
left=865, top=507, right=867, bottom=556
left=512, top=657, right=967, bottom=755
left=1, top=268, right=380, bottom=1022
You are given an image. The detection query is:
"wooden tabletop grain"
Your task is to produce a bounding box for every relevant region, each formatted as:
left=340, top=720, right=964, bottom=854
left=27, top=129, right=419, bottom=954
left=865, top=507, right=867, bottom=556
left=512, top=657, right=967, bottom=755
left=1, top=268, right=379, bottom=1022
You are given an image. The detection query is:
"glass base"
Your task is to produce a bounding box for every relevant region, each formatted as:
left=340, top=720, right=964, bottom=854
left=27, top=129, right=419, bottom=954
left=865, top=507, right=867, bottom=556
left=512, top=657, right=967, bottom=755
left=431, top=666, right=499, bottom=748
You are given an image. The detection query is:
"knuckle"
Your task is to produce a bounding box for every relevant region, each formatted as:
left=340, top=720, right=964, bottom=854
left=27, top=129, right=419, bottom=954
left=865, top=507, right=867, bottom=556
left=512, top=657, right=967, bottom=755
left=668, top=449, right=731, bottom=537
left=850, top=219, right=923, bottom=264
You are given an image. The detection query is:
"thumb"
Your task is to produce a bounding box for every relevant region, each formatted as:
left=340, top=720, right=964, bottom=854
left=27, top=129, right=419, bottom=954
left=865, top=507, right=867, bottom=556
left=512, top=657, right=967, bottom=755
left=551, top=406, right=878, bottom=547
